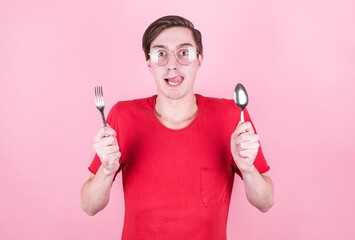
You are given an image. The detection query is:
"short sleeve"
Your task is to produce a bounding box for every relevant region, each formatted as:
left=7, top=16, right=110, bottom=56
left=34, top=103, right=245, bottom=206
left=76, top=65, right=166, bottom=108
left=88, top=104, right=124, bottom=180
left=231, top=107, right=270, bottom=179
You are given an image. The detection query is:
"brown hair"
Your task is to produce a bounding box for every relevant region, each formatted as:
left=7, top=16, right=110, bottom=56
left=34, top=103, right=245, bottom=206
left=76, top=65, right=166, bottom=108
left=142, top=15, right=203, bottom=60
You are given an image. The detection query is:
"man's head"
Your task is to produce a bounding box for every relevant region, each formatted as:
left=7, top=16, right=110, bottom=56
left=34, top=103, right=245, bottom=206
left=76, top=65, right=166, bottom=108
left=142, top=16, right=204, bottom=100
left=142, top=15, right=203, bottom=61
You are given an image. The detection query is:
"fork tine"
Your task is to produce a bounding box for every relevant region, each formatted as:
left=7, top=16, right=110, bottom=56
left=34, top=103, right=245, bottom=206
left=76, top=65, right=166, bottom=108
left=94, top=86, right=107, bottom=127
left=98, top=86, right=101, bottom=105
left=94, top=86, right=105, bottom=107
left=94, top=86, right=98, bottom=105
left=100, top=86, right=104, bottom=105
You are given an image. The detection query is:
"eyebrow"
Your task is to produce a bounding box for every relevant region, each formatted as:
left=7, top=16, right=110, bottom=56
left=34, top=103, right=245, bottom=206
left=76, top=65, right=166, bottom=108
left=151, top=43, right=194, bottom=49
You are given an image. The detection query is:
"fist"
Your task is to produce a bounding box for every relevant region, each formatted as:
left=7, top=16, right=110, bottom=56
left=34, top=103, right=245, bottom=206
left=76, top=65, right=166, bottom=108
left=230, top=121, right=260, bottom=173
left=93, top=124, right=121, bottom=176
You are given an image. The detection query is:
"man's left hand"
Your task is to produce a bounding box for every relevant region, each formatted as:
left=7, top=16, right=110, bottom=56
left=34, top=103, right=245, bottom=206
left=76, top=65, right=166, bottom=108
left=230, top=121, right=260, bottom=174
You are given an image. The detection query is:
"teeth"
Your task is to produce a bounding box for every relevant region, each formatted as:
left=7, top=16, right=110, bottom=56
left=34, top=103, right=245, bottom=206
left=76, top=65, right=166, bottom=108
left=168, top=81, right=179, bottom=86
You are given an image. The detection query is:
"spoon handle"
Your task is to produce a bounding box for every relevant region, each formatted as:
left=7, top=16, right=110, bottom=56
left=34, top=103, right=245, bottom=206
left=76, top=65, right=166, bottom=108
left=240, top=109, right=244, bottom=123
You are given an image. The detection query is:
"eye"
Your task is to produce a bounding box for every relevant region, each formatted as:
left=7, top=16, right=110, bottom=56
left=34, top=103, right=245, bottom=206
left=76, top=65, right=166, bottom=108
left=179, top=50, right=189, bottom=56
left=158, top=51, right=167, bottom=57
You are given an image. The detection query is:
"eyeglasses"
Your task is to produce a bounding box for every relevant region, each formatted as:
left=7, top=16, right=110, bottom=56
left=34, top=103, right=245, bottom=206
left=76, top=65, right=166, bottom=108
left=149, top=46, right=198, bottom=66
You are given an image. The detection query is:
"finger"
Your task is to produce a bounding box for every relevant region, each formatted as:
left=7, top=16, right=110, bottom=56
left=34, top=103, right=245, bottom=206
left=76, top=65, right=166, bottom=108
left=103, top=145, right=120, bottom=155
left=93, top=138, right=119, bottom=152
left=107, top=151, right=121, bottom=163
left=239, top=149, right=258, bottom=158
left=235, top=121, right=254, bottom=136
left=93, top=127, right=117, bottom=142
left=235, top=133, right=259, bottom=144
left=101, top=152, right=121, bottom=165
left=95, top=144, right=120, bottom=155
left=93, top=125, right=117, bottom=141
left=93, top=136, right=116, bottom=147
left=100, top=136, right=118, bottom=146
left=235, top=121, right=253, bottom=135
left=238, top=142, right=260, bottom=151
left=92, top=137, right=119, bottom=150
left=103, top=124, right=117, bottom=136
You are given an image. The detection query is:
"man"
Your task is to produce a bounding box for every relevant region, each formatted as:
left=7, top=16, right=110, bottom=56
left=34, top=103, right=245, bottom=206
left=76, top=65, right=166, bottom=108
left=81, top=15, right=274, bottom=239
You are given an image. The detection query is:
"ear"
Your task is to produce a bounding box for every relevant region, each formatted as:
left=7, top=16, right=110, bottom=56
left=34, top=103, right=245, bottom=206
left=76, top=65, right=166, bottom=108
left=196, top=53, right=203, bottom=69
left=147, top=59, right=153, bottom=74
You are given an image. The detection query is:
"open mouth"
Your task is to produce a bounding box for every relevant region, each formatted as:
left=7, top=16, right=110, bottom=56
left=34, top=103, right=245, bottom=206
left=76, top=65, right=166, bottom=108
left=164, top=75, right=184, bottom=87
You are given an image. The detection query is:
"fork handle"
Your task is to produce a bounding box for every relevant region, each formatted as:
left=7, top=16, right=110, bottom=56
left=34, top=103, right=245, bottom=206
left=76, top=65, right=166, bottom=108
left=100, top=110, right=107, bottom=127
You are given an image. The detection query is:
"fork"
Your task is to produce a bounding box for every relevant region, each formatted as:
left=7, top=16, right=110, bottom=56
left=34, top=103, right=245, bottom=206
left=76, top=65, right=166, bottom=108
left=94, top=86, right=107, bottom=127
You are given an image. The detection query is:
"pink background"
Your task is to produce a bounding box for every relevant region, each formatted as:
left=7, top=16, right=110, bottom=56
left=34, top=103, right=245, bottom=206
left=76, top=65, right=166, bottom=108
left=1, top=0, right=354, bottom=239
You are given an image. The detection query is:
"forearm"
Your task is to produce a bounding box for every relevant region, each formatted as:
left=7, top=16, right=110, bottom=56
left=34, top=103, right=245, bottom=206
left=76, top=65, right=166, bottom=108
left=241, top=165, right=274, bottom=212
left=81, top=164, right=115, bottom=216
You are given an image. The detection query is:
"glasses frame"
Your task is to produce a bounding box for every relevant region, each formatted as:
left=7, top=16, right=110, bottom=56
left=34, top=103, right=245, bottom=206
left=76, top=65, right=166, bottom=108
left=148, top=46, right=199, bottom=66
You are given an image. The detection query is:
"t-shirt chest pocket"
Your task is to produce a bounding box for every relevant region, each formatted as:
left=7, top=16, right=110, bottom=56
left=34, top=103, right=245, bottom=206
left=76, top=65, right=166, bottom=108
left=200, top=163, right=233, bottom=208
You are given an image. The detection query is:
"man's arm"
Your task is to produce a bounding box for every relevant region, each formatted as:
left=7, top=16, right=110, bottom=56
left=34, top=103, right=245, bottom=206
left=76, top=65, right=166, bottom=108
left=81, top=125, right=121, bottom=216
left=231, top=121, right=274, bottom=212
left=241, top=169, right=274, bottom=212
left=81, top=166, right=116, bottom=216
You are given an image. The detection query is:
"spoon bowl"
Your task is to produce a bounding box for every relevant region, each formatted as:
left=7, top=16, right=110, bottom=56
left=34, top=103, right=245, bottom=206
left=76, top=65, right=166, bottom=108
left=234, top=83, right=249, bottom=123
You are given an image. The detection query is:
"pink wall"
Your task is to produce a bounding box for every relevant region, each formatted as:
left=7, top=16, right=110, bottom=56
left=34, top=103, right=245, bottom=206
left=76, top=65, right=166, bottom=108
left=1, top=0, right=354, bottom=239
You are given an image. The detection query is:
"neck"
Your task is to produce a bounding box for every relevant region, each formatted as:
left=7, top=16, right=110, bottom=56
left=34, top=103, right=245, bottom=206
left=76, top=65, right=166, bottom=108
left=155, top=93, right=198, bottom=124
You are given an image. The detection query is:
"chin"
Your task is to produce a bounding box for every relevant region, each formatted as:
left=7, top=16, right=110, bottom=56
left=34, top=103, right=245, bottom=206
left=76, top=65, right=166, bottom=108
left=167, top=92, right=184, bottom=100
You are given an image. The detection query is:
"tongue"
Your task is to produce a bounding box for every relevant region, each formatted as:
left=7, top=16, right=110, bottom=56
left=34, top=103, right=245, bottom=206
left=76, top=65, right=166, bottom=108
left=168, top=75, right=183, bottom=83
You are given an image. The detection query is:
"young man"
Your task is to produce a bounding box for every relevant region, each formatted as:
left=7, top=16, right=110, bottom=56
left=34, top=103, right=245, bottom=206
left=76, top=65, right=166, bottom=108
left=81, top=15, right=274, bottom=239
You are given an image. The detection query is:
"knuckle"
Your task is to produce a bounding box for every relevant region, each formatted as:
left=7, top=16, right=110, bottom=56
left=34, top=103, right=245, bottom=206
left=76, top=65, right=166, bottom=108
left=106, top=137, right=113, bottom=144
left=101, top=155, right=108, bottom=162
left=102, top=138, right=109, bottom=145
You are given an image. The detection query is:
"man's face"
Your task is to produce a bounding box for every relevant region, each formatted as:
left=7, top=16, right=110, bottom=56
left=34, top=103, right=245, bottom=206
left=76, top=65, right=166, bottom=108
left=147, top=27, right=203, bottom=100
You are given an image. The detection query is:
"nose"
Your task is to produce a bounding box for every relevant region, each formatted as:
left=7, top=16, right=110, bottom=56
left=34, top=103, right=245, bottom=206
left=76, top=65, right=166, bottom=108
left=167, top=52, right=179, bottom=70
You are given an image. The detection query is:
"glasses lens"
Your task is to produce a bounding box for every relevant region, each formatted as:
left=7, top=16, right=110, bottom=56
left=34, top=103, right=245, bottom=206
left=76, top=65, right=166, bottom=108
left=150, top=47, right=197, bottom=66
left=150, top=49, right=169, bottom=66
left=176, top=47, right=196, bottom=65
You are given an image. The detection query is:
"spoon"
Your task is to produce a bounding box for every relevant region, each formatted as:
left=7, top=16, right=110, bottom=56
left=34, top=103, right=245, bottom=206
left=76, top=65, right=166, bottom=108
left=234, top=83, right=249, bottom=123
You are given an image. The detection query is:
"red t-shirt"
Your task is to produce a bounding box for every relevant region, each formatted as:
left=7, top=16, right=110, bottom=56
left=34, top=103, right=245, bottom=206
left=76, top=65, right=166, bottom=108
left=89, top=94, right=270, bottom=240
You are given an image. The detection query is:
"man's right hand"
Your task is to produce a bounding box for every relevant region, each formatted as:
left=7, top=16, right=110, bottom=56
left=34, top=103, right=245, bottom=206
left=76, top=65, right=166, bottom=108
left=92, top=124, right=121, bottom=176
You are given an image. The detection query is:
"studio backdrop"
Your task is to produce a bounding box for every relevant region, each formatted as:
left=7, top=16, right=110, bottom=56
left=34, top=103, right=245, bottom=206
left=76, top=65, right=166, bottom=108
left=0, top=0, right=354, bottom=239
